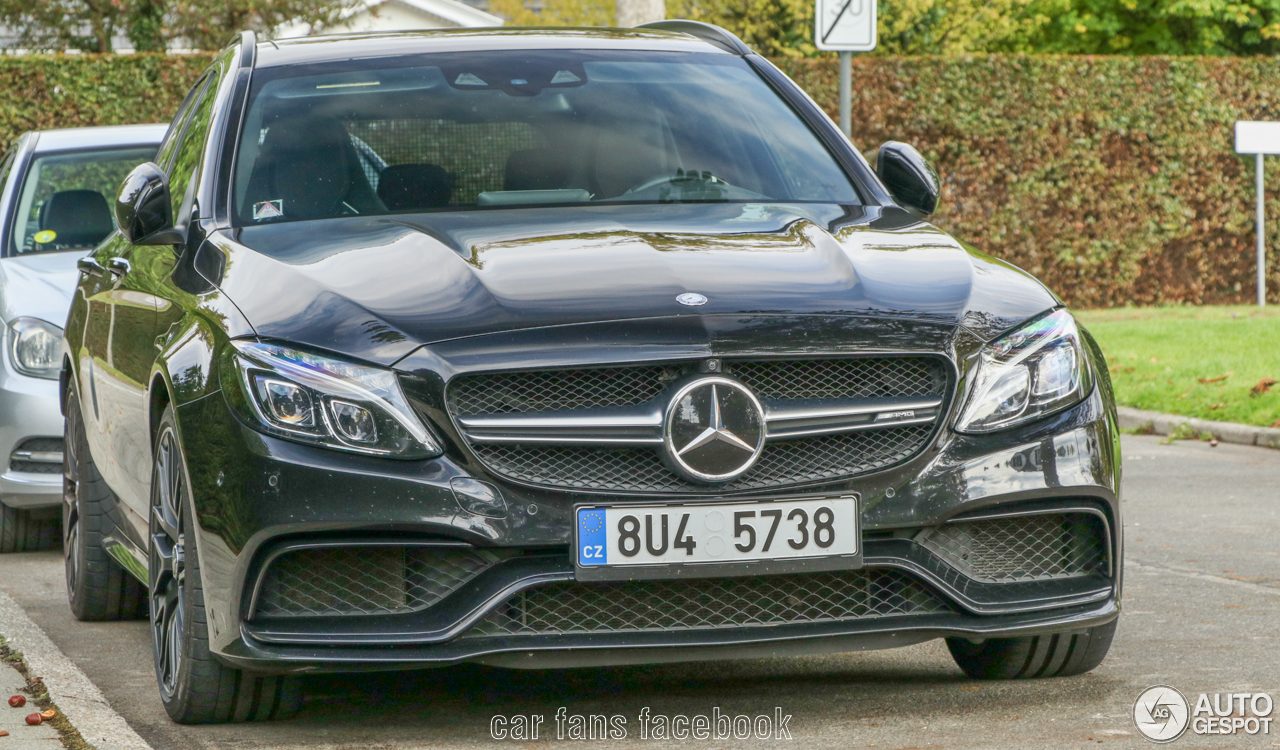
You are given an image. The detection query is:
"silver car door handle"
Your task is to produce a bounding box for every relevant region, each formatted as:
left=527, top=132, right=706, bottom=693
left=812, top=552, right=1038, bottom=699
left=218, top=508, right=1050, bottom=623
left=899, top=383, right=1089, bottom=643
left=77, top=257, right=106, bottom=277
left=106, top=257, right=131, bottom=277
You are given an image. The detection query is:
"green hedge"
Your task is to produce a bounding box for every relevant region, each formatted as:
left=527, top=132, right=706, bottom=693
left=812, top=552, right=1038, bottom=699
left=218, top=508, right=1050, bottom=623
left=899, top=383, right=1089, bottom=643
left=5, top=53, right=1278, bottom=308
left=0, top=53, right=212, bottom=144
left=778, top=55, right=1280, bottom=308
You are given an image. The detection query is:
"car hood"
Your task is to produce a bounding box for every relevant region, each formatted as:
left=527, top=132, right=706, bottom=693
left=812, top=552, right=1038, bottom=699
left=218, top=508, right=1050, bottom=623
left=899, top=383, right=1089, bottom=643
left=0, top=251, right=82, bottom=330
left=213, top=203, right=1059, bottom=366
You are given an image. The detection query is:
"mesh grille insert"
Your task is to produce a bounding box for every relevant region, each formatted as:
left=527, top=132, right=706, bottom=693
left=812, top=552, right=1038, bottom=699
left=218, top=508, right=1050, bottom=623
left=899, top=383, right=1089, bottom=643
left=447, top=366, right=671, bottom=415
left=729, top=358, right=946, bottom=401
left=915, top=513, right=1110, bottom=583
left=468, top=568, right=950, bottom=636
left=9, top=437, right=64, bottom=474
left=471, top=424, right=932, bottom=494
left=253, top=545, right=516, bottom=618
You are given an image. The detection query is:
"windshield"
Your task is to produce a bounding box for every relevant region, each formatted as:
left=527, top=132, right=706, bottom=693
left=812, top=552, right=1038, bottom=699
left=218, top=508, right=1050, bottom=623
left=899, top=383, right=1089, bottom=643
left=11, top=146, right=157, bottom=255
left=232, top=50, right=858, bottom=225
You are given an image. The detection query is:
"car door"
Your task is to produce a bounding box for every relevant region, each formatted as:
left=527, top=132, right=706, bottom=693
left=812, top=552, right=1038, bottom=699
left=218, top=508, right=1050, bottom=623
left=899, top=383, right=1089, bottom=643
left=87, top=72, right=220, bottom=537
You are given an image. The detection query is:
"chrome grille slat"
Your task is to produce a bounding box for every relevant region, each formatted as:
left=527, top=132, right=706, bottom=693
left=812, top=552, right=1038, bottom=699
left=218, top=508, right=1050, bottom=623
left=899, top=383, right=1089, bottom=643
left=9, top=437, right=64, bottom=474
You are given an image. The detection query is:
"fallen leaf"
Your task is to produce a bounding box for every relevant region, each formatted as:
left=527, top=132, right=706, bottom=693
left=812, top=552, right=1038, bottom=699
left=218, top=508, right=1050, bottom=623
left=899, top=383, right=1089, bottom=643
left=1250, top=378, right=1277, bottom=397
left=1272, top=419, right=1280, bottom=428
left=1198, top=372, right=1233, bottom=383
left=1150, top=356, right=1159, bottom=363
left=1208, top=402, right=1226, bottom=410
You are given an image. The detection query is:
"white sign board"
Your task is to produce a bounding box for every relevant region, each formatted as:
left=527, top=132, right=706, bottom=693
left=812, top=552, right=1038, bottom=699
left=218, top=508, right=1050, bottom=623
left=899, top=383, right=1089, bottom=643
left=815, top=0, right=877, bottom=52
left=1236, top=121, right=1280, bottom=155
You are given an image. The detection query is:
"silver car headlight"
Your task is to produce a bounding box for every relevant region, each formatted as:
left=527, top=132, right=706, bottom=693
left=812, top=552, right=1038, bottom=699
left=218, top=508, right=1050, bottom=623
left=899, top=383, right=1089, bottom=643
left=955, top=309, right=1093, bottom=434
left=8, top=317, right=62, bottom=380
left=226, top=341, right=441, bottom=459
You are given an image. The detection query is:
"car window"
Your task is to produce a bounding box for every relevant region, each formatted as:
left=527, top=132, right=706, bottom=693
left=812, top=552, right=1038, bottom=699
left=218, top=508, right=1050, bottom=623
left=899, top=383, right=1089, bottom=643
left=9, top=146, right=160, bottom=255
left=155, top=74, right=211, bottom=174
left=167, top=71, right=221, bottom=225
left=232, top=51, right=858, bottom=225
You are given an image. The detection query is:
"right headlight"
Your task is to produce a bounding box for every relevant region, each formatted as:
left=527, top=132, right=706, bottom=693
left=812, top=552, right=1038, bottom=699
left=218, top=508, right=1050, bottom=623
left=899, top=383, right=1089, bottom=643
left=955, top=309, right=1094, bottom=434
left=8, top=317, right=62, bottom=380
left=223, top=341, right=441, bottom=459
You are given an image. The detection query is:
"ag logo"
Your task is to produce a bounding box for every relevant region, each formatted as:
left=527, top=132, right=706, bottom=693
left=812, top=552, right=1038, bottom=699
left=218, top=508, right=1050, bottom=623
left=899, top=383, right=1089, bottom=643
left=1134, top=685, right=1190, bottom=743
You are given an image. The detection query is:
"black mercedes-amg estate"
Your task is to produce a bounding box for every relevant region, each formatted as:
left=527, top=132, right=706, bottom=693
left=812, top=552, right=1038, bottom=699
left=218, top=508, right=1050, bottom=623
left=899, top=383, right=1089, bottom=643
left=61, top=23, right=1122, bottom=723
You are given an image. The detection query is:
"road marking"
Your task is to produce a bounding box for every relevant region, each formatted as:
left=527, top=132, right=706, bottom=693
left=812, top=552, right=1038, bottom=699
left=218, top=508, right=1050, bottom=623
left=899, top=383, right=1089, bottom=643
left=1128, top=559, right=1280, bottom=596
left=0, top=587, right=153, bottom=749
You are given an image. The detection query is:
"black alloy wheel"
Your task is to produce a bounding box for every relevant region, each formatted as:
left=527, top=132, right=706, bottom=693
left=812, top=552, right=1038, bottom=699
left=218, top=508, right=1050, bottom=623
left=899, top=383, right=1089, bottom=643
left=148, top=405, right=302, bottom=723
left=149, top=422, right=187, bottom=700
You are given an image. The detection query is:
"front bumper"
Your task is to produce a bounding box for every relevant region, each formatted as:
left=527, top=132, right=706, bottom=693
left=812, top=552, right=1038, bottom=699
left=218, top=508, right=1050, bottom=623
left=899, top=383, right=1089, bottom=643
left=0, top=371, right=64, bottom=510
left=174, top=373, right=1121, bottom=673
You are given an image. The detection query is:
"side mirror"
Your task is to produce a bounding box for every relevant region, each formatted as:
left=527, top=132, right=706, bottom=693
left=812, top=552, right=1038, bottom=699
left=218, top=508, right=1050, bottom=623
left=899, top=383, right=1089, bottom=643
left=876, top=142, right=940, bottom=217
left=115, top=162, right=184, bottom=245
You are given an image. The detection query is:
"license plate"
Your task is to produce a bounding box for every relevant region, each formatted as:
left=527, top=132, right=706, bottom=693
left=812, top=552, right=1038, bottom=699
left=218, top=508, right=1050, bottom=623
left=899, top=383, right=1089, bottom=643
left=575, top=497, right=859, bottom=575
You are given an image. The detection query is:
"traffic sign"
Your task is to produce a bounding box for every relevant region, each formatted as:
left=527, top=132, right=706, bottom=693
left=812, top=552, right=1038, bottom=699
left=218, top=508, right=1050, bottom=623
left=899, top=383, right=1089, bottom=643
left=815, top=0, right=877, bottom=52
left=1236, top=121, right=1280, bottom=155
left=1236, top=120, right=1280, bottom=306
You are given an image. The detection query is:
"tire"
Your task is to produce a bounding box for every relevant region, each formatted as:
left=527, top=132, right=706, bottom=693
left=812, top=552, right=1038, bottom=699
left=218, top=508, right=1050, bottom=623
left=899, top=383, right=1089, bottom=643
left=63, top=389, right=147, bottom=620
left=149, top=405, right=301, bottom=724
left=946, top=619, right=1118, bottom=680
left=0, top=502, right=59, bottom=553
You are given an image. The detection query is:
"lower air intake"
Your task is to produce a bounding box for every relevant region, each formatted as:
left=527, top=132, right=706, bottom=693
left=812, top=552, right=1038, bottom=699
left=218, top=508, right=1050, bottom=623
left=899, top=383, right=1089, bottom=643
left=252, top=545, right=517, bottom=618
left=467, top=568, right=950, bottom=636
left=915, top=512, right=1110, bottom=584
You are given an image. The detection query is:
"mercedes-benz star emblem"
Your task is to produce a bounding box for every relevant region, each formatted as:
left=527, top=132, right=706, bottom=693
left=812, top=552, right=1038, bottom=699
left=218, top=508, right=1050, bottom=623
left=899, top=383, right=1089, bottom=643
left=676, top=292, right=708, bottom=306
left=663, top=377, right=766, bottom=483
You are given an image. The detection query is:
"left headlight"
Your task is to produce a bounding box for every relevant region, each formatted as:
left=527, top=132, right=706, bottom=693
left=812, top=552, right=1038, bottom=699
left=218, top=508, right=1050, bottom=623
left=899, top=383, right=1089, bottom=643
left=225, top=341, right=441, bottom=459
left=8, top=317, right=62, bottom=380
left=955, top=309, right=1094, bottom=434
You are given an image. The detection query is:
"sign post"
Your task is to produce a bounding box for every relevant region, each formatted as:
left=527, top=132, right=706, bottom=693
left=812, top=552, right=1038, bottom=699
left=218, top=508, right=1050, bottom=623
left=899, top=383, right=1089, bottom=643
left=1234, top=121, right=1280, bottom=307
left=815, top=0, right=877, bottom=138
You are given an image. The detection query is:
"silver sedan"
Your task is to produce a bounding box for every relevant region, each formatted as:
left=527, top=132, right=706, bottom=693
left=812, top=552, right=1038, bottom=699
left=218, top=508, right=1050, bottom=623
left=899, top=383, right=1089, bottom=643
left=0, top=124, right=166, bottom=551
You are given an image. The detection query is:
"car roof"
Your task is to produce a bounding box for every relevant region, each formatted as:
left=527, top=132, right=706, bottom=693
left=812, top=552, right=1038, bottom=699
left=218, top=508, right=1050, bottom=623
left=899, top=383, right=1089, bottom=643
left=254, top=28, right=731, bottom=69
left=31, top=123, right=168, bottom=153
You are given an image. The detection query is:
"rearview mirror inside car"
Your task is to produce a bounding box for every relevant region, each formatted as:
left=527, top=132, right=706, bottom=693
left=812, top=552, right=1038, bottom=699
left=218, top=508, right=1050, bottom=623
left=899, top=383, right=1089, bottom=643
left=875, top=142, right=940, bottom=217
left=115, top=162, right=184, bottom=245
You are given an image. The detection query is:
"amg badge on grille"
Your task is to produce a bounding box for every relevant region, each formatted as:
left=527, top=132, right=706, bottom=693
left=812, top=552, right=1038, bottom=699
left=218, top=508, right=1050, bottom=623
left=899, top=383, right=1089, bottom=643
left=663, top=377, right=766, bottom=483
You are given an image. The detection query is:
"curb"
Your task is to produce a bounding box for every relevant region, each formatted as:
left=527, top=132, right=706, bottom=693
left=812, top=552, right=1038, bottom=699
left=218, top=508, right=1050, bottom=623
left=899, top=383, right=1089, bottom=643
left=1117, top=406, right=1280, bottom=449
left=0, top=587, right=152, bottom=750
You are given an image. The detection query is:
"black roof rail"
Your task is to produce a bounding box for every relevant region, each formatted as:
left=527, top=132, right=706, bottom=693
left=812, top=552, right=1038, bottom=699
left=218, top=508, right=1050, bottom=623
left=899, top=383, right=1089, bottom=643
left=636, top=19, right=753, bottom=56
left=224, top=30, right=257, bottom=69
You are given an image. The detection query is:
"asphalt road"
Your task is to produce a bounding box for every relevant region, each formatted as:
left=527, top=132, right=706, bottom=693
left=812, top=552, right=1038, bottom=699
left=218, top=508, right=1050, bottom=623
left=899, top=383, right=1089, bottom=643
left=1, top=434, right=1277, bottom=749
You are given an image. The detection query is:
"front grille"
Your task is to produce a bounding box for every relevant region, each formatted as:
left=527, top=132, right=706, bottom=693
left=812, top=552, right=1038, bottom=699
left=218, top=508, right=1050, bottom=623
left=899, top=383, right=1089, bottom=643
left=252, top=545, right=517, bottom=618
left=468, top=568, right=950, bottom=636
left=447, top=366, right=671, bottom=415
left=915, top=513, right=1110, bottom=583
left=9, top=437, right=64, bottom=474
left=472, top=424, right=933, bottom=494
left=447, top=357, right=949, bottom=494
left=731, top=358, right=942, bottom=400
